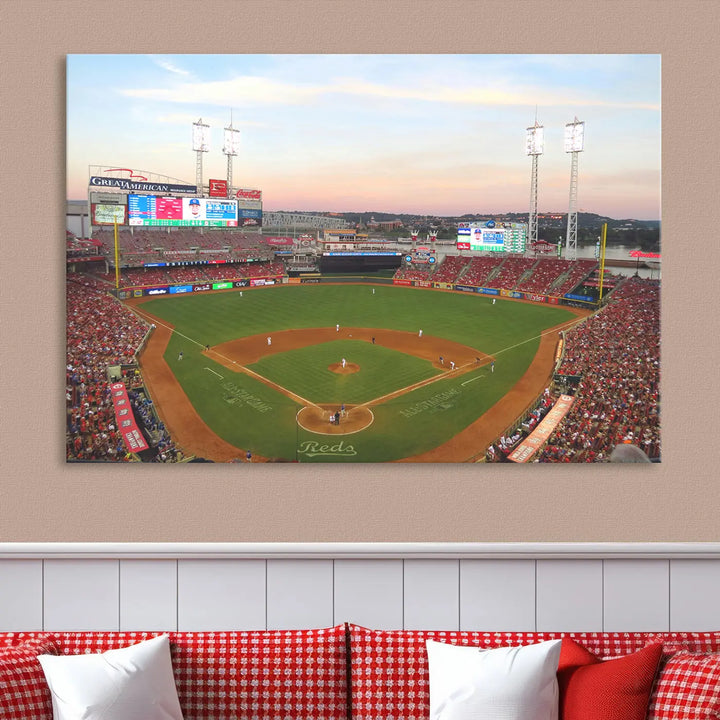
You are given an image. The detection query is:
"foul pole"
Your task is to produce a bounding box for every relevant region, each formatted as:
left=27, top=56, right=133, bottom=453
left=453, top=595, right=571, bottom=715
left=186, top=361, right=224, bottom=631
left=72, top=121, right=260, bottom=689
left=598, top=222, right=607, bottom=303
left=114, top=219, right=120, bottom=289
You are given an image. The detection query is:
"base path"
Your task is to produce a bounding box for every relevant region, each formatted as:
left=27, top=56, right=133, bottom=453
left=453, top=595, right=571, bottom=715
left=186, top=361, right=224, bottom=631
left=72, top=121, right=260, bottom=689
left=130, top=297, right=588, bottom=462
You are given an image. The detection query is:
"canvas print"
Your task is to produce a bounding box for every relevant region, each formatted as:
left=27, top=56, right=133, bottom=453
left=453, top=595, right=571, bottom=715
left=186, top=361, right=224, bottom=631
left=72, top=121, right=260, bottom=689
left=65, top=54, right=660, bottom=463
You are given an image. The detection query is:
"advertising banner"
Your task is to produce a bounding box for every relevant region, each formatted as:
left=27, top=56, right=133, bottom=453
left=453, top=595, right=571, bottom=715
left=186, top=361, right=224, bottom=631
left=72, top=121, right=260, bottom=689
left=193, top=283, right=211, bottom=292
left=110, top=382, right=149, bottom=454
left=564, top=293, right=594, bottom=302
left=212, top=282, right=233, bottom=290
left=524, top=293, right=547, bottom=303
left=208, top=179, right=228, bottom=197
left=547, top=296, right=560, bottom=305
left=143, top=287, right=169, bottom=295
left=169, top=285, right=193, bottom=294
left=454, top=285, right=476, bottom=293
left=90, top=177, right=196, bottom=194
left=92, top=203, right=127, bottom=225
left=478, top=287, right=499, bottom=296
left=393, top=279, right=412, bottom=286
left=90, top=192, right=127, bottom=205
left=236, top=188, right=262, bottom=203
left=501, top=289, right=523, bottom=299
left=508, top=394, right=575, bottom=463
left=234, top=279, right=250, bottom=288
left=265, top=236, right=294, bottom=246
left=240, top=208, right=262, bottom=227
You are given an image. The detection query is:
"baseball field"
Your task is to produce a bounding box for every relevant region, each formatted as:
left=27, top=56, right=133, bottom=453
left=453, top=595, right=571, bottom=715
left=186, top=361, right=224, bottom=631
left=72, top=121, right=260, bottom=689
left=130, top=283, right=584, bottom=462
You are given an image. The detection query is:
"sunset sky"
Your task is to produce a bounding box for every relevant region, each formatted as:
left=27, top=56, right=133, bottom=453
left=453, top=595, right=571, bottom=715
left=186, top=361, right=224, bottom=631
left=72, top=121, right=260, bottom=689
left=66, top=54, right=660, bottom=219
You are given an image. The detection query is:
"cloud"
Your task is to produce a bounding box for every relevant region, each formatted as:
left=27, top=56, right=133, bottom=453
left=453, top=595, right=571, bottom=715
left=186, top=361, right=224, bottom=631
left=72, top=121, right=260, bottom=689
left=121, top=76, right=319, bottom=106
left=119, top=72, right=659, bottom=111
left=149, top=56, right=191, bottom=76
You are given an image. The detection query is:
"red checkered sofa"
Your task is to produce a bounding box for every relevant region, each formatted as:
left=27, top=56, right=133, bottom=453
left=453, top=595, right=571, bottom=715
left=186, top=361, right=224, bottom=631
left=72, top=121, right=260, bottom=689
left=347, top=625, right=720, bottom=720
left=2, top=624, right=720, bottom=719
left=0, top=626, right=348, bottom=720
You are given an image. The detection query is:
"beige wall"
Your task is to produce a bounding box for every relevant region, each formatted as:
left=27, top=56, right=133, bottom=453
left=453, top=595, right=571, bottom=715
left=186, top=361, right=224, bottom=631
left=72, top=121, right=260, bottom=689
left=1, top=1, right=718, bottom=542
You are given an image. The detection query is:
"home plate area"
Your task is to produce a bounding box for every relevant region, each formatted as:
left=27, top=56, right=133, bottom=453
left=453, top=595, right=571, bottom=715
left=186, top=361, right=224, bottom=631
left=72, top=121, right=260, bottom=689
left=297, top=404, right=374, bottom=435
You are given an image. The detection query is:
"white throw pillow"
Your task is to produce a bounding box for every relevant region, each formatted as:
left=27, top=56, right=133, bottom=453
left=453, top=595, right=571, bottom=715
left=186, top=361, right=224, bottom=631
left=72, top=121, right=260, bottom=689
left=426, top=638, right=562, bottom=720
left=38, top=634, right=184, bottom=720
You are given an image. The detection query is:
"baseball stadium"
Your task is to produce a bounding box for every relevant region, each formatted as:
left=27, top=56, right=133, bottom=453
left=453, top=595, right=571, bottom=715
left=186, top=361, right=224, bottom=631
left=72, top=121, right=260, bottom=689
left=66, top=165, right=660, bottom=464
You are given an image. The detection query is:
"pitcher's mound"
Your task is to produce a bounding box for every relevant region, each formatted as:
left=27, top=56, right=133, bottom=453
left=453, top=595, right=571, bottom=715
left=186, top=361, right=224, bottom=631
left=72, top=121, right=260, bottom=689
left=328, top=362, right=360, bottom=375
left=297, top=404, right=374, bottom=435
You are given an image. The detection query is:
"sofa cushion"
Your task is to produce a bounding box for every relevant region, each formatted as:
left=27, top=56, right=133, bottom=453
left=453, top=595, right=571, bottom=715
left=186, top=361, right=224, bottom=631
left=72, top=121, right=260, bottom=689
left=426, top=638, right=562, bottom=720
left=42, top=626, right=349, bottom=720
left=647, top=652, right=720, bottom=720
left=0, top=634, right=59, bottom=720
left=38, top=634, right=183, bottom=720
left=347, top=625, right=650, bottom=720
left=558, top=638, right=663, bottom=720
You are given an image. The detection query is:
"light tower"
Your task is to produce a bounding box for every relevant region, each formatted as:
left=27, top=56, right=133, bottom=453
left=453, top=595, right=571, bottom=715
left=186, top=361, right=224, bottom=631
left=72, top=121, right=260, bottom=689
left=192, top=119, right=210, bottom=194
left=525, top=118, right=544, bottom=250
left=223, top=111, right=241, bottom=198
left=564, top=117, right=585, bottom=261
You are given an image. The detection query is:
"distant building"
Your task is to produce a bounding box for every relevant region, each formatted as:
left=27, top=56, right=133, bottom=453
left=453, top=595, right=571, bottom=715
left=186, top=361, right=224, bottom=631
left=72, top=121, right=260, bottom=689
left=367, top=217, right=404, bottom=230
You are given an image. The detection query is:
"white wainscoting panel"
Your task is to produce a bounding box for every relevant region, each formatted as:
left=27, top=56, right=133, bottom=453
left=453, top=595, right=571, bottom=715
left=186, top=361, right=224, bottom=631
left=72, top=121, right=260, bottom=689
left=267, top=559, right=334, bottom=629
left=603, top=560, right=669, bottom=632
left=334, top=560, right=403, bottom=629
left=0, top=560, right=43, bottom=631
left=536, top=560, right=603, bottom=631
left=1, top=546, right=719, bottom=634
left=43, top=560, right=120, bottom=631
left=460, top=559, right=536, bottom=631
left=403, top=559, right=459, bottom=630
left=670, top=559, right=720, bottom=631
left=177, top=560, right=265, bottom=631
left=120, top=560, right=177, bottom=631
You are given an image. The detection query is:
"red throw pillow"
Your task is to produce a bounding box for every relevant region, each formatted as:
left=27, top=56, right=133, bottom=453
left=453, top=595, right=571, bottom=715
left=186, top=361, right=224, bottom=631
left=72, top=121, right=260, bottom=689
left=557, top=637, right=663, bottom=720
left=0, top=635, right=59, bottom=720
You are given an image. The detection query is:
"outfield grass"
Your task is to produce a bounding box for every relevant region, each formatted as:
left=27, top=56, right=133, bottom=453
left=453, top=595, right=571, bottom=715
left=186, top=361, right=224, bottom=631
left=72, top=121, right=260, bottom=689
left=142, top=284, right=576, bottom=462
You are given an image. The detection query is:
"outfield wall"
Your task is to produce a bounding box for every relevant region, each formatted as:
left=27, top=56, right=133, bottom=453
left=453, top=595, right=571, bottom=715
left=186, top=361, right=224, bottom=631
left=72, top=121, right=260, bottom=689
left=113, top=275, right=285, bottom=299
left=393, top=278, right=598, bottom=308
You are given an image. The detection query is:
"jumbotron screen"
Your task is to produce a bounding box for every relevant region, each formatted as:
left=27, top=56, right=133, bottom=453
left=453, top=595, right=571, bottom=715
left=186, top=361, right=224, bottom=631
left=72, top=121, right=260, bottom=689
left=457, top=222, right=526, bottom=253
left=128, top=195, right=238, bottom=227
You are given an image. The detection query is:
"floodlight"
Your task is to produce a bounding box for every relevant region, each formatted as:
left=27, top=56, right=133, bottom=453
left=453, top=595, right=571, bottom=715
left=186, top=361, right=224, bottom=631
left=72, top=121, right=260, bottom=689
left=192, top=120, right=210, bottom=152
left=526, top=125, right=544, bottom=155
left=223, top=127, right=241, bottom=156
left=564, top=120, right=585, bottom=153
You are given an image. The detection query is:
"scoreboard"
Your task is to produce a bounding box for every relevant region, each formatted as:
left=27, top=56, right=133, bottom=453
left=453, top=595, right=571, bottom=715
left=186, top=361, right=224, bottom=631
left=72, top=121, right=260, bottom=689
left=457, top=222, right=527, bottom=253
left=128, top=195, right=238, bottom=227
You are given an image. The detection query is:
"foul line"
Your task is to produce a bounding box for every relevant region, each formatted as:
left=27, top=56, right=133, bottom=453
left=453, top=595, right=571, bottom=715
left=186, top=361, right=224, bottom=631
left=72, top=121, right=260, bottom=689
left=130, top=305, right=320, bottom=410
left=461, top=374, right=485, bottom=386
left=204, top=367, right=224, bottom=379
left=357, top=313, right=588, bottom=409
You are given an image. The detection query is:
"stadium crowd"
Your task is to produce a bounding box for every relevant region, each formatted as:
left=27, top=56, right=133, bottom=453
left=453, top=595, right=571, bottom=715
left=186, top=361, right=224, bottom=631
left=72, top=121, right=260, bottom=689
left=66, top=273, right=181, bottom=462
left=484, top=276, right=660, bottom=463
left=537, top=276, right=660, bottom=462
